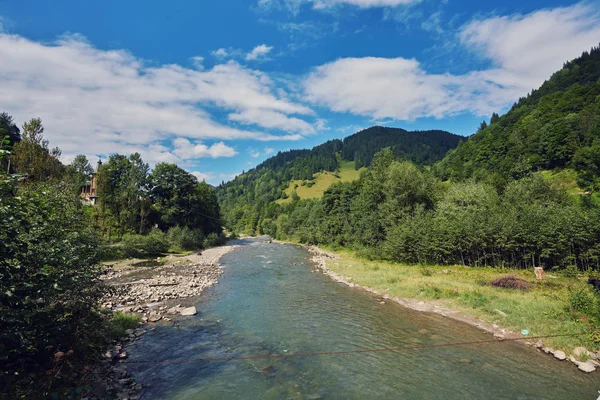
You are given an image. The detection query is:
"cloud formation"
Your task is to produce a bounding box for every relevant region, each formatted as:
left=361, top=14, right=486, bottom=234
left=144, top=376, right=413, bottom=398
left=246, top=44, right=274, bottom=61
left=304, top=3, right=600, bottom=120
left=0, top=32, right=316, bottom=166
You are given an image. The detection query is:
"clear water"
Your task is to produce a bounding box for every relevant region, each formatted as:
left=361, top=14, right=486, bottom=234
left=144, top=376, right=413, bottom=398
left=127, top=238, right=599, bottom=399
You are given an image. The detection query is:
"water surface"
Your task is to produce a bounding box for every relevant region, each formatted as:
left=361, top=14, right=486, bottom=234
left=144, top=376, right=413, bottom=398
left=128, top=238, right=599, bottom=399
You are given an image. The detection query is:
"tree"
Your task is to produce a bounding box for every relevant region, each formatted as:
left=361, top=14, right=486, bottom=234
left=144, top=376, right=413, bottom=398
left=96, top=153, right=150, bottom=236
left=490, top=113, right=500, bottom=124
left=10, top=118, right=63, bottom=181
left=574, top=142, right=600, bottom=192
left=477, top=120, right=488, bottom=132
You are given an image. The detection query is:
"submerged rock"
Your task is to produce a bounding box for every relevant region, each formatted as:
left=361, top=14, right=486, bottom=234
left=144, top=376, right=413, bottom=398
left=180, top=306, right=197, bottom=316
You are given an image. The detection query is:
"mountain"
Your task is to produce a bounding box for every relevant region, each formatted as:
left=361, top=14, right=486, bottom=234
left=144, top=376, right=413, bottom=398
left=435, top=44, right=600, bottom=186
left=216, top=127, right=462, bottom=231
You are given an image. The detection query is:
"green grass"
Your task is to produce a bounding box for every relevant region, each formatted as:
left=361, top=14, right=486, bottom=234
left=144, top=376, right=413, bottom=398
left=540, top=168, right=581, bottom=196
left=320, top=248, right=599, bottom=354
left=277, top=160, right=366, bottom=204
left=105, top=311, right=141, bottom=340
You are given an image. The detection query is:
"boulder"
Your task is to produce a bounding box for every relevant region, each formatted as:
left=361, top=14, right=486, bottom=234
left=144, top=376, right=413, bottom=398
left=180, top=306, right=197, bottom=316
left=148, top=312, right=162, bottom=322
left=577, top=361, right=596, bottom=373
left=553, top=350, right=567, bottom=360
left=573, top=347, right=588, bottom=358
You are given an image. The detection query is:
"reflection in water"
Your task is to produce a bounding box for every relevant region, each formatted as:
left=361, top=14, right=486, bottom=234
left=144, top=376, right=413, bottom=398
left=127, top=238, right=598, bottom=399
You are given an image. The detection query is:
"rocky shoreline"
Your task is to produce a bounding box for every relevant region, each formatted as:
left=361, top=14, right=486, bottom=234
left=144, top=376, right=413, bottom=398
left=305, top=244, right=600, bottom=374
left=84, top=244, right=238, bottom=399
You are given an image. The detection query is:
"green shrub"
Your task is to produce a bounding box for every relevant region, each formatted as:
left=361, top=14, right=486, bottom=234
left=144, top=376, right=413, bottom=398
left=568, top=286, right=599, bottom=320
left=105, top=312, right=141, bottom=340
left=167, top=226, right=205, bottom=251
left=204, top=232, right=227, bottom=248
left=121, top=228, right=169, bottom=258
left=0, top=182, right=106, bottom=397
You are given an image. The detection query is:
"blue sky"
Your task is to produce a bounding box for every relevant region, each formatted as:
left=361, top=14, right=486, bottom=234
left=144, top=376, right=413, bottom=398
left=1, top=0, right=599, bottom=184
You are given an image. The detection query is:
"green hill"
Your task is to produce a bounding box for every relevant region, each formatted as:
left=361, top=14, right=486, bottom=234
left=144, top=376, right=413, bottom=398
left=435, top=44, right=600, bottom=191
left=216, top=127, right=462, bottom=233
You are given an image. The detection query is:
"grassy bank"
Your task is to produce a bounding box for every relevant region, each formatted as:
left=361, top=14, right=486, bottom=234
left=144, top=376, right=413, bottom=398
left=317, top=247, right=599, bottom=355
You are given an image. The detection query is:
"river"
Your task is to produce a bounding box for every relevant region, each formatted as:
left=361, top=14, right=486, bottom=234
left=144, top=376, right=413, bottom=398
left=127, top=238, right=599, bottom=399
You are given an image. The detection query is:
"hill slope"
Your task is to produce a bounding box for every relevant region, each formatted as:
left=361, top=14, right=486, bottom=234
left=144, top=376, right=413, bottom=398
left=216, top=127, right=462, bottom=231
left=436, top=44, right=600, bottom=186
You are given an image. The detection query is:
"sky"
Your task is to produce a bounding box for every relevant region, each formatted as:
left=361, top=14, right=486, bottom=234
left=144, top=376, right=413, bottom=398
left=1, top=0, right=599, bottom=184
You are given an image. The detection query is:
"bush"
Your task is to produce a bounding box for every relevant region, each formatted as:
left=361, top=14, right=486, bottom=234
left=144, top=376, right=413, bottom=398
left=568, top=286, right=599, bottom=320
left=121, top=228, right=169, bottom=258
left=204, top=232, right=227, bottom=248
left=167, top=226, right=205, bottom=251
left=0, top=182, right=106, bottom=397
left=489, top=275, right=530, bottom=291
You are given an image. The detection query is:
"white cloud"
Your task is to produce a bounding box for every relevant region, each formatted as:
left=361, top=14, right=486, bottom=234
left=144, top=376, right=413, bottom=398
left=172, top=138, right=238, bottom=159
left=0, top=32, right=315, bottom=165
left=250, top=151, right=261, bottom=158
left=229, top=109, right=316, bottom=134
left=304, top=3, right=600, bottom=120
left=246, top=44, right=274, bottom=61
left=211, top=48, right=229, bottom=58
left=191, top=56, right=204, bottom=69
left=264, top=147, right=275, bottom=155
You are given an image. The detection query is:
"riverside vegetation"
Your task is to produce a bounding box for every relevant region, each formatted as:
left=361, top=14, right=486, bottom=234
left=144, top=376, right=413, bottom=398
left=0, top=117, right=228, bottom=398
left=217, top=46, right=600, bottom=359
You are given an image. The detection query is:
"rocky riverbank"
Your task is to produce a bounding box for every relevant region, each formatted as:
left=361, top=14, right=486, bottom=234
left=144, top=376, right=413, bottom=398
left=306, top=245, right=600, bottom=374
left=84, top=244, right=238, bottom=399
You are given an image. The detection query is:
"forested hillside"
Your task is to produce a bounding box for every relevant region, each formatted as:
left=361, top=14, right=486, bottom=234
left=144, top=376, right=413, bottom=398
left=216, top=127, right=461, bottom=232
left=435, top=45, right=600, bottom=190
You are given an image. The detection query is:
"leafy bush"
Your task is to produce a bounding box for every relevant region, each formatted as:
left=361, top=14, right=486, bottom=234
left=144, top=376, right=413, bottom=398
left=489, top=275, right=530, bottom=291
left=204, top=232, right=227, bottom=248
left=167, top=226, right=205, bottom=251
left=568, top=286, right=599, bottom=321
left=0, top=182, right=106, bottom=397
left=121, top=228, right=169, bottom=258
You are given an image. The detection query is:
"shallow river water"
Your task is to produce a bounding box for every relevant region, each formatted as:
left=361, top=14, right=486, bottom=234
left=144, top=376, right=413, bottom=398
left=127, top=238, right=599, bottom=399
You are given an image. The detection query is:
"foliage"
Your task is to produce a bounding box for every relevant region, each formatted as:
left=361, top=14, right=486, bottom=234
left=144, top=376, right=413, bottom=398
left=96, top=153, right=151, bottom=236
left=149, top=163, right=221, bottom=234
left=121, top=228, right=169, bottom=258
left=10, top=118, right=64, bottom=181
left=489, top=275, right=530, bottom=291
left=0, top=181, right=106, bottom=397
left=568, top=286, right=600, bottom=324
left=167, top=226, right=205, bottom=251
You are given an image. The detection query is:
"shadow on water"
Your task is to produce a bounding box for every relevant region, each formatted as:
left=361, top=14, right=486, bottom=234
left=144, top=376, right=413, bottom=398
left=127, top=237, right=600, bottom=400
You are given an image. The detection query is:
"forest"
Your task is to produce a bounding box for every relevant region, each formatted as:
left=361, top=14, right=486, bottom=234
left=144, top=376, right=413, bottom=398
left=0, top=114, right=224, bottom=397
